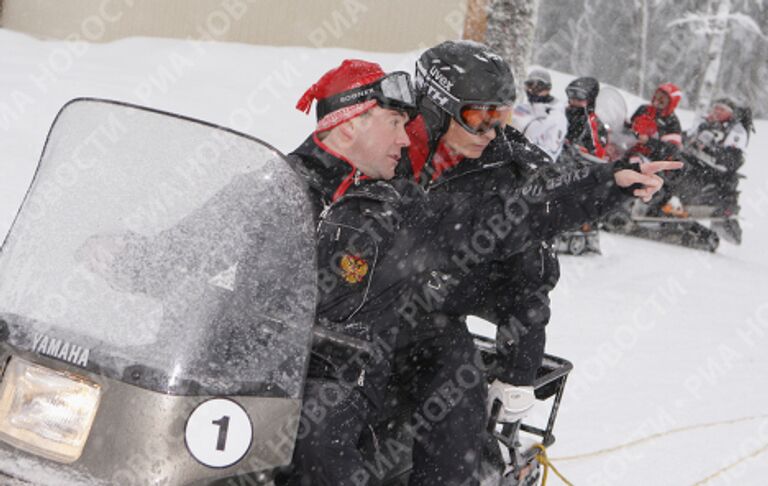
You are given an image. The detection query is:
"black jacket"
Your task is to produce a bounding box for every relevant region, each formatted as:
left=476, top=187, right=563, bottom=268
left=399, top=125, right=628, bottom=377
left=564, top=106, right=609, bottom=158
left=291, top=136, right=428, bottom=330
left=401, top=125, right=629, bottom=272
left=291, top=135, right=437, bottom=405
left=291, top=133, right=631, bottom=363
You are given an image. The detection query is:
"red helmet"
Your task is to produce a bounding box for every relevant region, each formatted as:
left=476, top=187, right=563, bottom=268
left=654, top=83, right=682, bottom=117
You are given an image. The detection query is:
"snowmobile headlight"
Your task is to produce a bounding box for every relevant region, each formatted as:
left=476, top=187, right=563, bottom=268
left=0, top=357, right=101, bottom=463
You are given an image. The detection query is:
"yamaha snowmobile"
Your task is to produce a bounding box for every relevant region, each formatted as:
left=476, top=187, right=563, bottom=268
left=0, top=99, right=317, bottom=485
left=0, top=99, right=572, bottom=485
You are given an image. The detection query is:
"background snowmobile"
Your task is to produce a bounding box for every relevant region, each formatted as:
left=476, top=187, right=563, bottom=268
left=595, top=89, right=745, bottom=252
left=551, top=147, right=604, bottom=256
left=602, top=197, right=723, bottom=252
left=552, top=85, right=629, bottom=256
left=0, top=99, right=572, bottom=485
left=601, top=143, right=743, bottom=252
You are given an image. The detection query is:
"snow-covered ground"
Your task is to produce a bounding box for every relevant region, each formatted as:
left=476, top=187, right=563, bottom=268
left=1, top=29, right=767, bottom=485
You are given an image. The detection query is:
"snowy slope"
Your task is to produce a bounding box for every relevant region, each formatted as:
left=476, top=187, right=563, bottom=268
left=1, top=29, right=767, bottom=485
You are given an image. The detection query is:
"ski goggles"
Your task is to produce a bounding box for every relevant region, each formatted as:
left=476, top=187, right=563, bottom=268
left=524, top=79, right=551, bottom=94
left=316, top=71, right=417, bottom=119
left=566, top=86, right=590, bottom=101
left=456, top=103, right=513, bottom=135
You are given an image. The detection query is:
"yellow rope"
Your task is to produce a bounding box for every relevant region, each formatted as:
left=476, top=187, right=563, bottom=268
left=551, top=414, right=768, bottom=462
left=532, top=439, right=768, bottom=486
left=533, top=444, right=575, bottom=486
left=691, top=442, right=768, bottom=486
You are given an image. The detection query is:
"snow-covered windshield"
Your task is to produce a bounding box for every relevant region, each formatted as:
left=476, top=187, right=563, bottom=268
left=0, top=99, right=316, bottom=398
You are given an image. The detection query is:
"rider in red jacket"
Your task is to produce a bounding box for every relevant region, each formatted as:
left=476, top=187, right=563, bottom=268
left=628, top=83, right=683, bottom=161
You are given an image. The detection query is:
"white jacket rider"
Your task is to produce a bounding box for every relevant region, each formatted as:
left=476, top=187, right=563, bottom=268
left=511, top=68, right=568, bottom=162
left=686, top=99, right=749, bottom=172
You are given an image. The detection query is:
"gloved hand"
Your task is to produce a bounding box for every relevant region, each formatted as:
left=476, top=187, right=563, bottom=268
left=487, top=380, right=536, bottom=424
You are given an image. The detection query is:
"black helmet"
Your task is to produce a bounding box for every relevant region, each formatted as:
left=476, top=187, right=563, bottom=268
left=566, top=77, right=600, bottom=110
left=415, top=41, right=516, bottom=139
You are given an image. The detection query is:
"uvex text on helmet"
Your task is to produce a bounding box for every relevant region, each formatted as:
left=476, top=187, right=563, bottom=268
left=414, top=40, right=516, bottom=115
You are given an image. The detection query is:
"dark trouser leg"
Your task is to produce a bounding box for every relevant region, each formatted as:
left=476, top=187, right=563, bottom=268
left=401, top=323, right=487, bottom=486
left=285, top=335, right=395, bottom=486
left=283, top=379, right=375, bottom=486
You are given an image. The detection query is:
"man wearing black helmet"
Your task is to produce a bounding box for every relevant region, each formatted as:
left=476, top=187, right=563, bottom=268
left=564, top=76, right=609, bottom=159
left=395, top=41, right=681, bottom=485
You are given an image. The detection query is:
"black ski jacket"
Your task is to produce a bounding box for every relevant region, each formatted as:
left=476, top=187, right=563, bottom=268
left=291, top=133, right=632, bottom=377
left=398, top=124, right=628, bottom=377
left=564, top=105, right=609, bottom=159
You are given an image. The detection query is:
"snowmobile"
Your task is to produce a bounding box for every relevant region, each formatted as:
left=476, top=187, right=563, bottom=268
left=0, top=99, right=572, bottom=485
left=553, top=223, right=600, bottom=256
left=592, top=87, right=743, bottom=252
left=602, top=199, right=722, bottom=252
left=552, top=148, right=605, bottom=256
left=463, top=340, right=572, bottom=486
left=552, top=85, right=630, bottom=257
left=0, top=98, right=318, bottom=485
left=601, top=147, right=743, bottom=252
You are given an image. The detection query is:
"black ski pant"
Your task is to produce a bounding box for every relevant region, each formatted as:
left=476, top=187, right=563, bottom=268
left=284, top=379, right=380, bottom=486
left=284, top=327, right=487, bottom=486
left=281, top=336, right=396, bottom=486
left=394, top=319, right=488, bottom=486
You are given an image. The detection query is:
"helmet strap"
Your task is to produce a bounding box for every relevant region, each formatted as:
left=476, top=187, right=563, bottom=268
left=419, top=95, right=451, bottom=147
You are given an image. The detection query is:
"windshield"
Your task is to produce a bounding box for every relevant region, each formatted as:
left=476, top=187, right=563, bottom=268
left=0, top=99, right=316, bottom=398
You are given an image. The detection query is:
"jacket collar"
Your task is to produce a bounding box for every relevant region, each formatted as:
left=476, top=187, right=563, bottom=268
left=406, top=115, right=465, bottom=185
left=292, top=134, right=367, bottom=203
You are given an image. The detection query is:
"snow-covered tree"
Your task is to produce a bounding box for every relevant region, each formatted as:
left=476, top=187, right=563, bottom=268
left=636, top=0, right=650, bottom=96
left=485, top=0, right=541, bottom=83
left=532, top=0, right=768, bottom=117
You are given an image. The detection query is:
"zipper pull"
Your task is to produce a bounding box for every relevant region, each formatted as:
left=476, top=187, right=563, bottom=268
left=357, top=368, right=366, bottom=386
left=319, top=202, right=331, bottom=221
left=354, top=170, right=361, bottom=185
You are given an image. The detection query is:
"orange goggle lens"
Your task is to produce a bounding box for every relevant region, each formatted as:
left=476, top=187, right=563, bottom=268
left=459, top=105, right=513, bottom=133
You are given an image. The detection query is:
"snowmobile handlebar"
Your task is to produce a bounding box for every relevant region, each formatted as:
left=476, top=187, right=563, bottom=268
left=311, top=326, right=374, bottom=356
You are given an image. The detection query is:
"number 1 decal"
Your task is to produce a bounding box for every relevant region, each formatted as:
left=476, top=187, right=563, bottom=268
left=185, top=399, right=252, bottom=468
left=212, top=415, right=230, bottom=451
